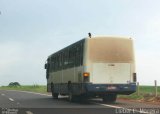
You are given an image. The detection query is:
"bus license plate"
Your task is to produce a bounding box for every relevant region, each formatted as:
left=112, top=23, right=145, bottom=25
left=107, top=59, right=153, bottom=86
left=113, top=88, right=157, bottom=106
left=107, top=86, right=116, bottom=90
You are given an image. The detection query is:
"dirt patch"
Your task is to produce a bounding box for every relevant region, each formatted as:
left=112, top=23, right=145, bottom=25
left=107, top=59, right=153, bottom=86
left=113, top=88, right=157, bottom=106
left=118, top=95, right=160, bottom=105
left=141, top=94, right=160, bottom=103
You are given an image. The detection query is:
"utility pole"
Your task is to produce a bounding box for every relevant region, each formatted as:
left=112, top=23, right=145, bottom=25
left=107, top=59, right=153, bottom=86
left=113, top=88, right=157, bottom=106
left=155, top=80, right=157, bottom=97
left=137, top=82, right=139, bottom=96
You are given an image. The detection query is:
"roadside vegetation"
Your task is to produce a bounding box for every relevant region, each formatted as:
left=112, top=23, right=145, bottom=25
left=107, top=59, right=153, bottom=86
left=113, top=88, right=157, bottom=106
left=118, top=86, right=160, bottom=103
left=0, top=85, right=160, bottom=102
left=0, top=85, right=47, bottom=94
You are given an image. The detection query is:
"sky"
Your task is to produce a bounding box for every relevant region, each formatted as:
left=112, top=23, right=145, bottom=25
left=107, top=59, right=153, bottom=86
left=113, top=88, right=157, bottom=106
left=0, top=0, right=160, bottom=86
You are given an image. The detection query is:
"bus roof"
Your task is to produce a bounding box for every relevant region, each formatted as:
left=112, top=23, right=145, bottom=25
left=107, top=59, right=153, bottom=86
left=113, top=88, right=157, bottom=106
left=84, top=35, right=132, bottom=40
left=47, top=35, right=132, bottom=59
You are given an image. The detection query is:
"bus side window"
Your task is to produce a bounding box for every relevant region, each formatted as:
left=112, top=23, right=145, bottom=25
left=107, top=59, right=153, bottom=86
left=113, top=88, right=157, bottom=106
left=80, top=42, right=84, bottom=65
left=59, top=53, right=62, bottom=70
left=63, top=50, right=69, bottom=69
left=75, top=44, right=81, bottom=66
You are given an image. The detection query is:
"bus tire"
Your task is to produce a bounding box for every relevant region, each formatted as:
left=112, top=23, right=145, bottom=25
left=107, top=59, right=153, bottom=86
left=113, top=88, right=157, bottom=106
left=68, top=92, right=74, bottom=102
left=68, top=92, right=79, bottom=102
left=51, top=84, right=58, bottom=99
left=103, top=94, right=117, bottom=103
left=52, top=93, right=58, bottom=99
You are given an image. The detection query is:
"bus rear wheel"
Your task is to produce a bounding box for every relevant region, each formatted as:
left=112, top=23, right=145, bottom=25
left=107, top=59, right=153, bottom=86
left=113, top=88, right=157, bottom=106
left=68, top=92, right=79, bottom=102
left=51, top=84, right=58, bottom=99
left=52, top=92, right=58, bottom=99
left=103, top=94, right=117, bottom=103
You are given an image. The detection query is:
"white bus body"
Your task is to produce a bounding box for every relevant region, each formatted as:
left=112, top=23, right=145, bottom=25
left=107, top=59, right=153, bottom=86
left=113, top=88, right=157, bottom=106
left=45, top=36, right=137, bottom=102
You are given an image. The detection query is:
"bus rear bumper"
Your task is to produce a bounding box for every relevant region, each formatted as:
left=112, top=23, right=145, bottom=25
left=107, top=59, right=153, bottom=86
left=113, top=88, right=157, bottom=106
left=84, top=83, right=136, bottom=95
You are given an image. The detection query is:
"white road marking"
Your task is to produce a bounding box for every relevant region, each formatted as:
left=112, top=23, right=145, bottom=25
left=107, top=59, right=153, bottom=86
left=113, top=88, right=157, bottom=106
left=1, top=93, right=5, bottom=96
left=5, top=90, right=51, bottom=96
left=95, top=102, right=122, bottom=109
left=94, top=103, right=148, bottom=114
left=26, top=111, right=34, bottom=114
left=9, top=98, right=14, bottom=102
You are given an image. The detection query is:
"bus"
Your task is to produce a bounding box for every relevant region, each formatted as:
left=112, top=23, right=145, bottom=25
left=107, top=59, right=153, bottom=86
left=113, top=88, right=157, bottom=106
left=44, top=35, right=137, bottom=102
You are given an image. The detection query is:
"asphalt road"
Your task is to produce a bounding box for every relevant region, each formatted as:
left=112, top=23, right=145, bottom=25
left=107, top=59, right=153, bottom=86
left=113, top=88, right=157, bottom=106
left=0, top=90, right=159, bottom=114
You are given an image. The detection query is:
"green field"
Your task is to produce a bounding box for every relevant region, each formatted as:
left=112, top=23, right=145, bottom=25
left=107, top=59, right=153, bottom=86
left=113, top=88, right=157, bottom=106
left=0, top=85, right=160, bottom=101
left=0, top=85, right=48, bottom=94
left=118, top=86, right=160, bottom=100
left=138, top=86, right=160, bottom=94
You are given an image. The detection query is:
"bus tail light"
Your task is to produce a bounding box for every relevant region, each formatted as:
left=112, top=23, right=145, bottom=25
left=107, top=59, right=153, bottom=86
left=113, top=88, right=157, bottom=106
left=83, top=72, right=90, bottom=82
left=133, top=73, right=137, bottom=82
left=83, top=72, right=90, bottom=77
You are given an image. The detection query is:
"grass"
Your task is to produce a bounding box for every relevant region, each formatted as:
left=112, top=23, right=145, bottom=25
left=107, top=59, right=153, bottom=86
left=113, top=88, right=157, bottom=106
left=138, top=86, right=160, bottom=94
left=118, top=93, right=143, bottom=100
left=118, top=86, right=160, bottom=101
left=0, top=85, right=48, bottom=94
left=0, top=85, right=160, bottom=101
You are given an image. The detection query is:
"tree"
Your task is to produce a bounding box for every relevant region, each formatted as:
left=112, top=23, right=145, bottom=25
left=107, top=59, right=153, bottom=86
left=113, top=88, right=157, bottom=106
left=8, top=82, right=21, bottom=86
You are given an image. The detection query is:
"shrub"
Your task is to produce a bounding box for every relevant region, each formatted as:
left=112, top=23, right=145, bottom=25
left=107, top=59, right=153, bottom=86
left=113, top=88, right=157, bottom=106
left=8, top=82, right=21, bottom=86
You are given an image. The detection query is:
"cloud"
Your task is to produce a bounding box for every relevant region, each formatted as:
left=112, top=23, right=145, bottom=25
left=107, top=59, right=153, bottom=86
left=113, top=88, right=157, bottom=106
left=0, top=41, right=23, bottom=70
left=136, top=50, right=160, bottom=85
left=1, top=0, right=160, bottom=86
left=0, top=41, right=47, bottom=85
left=146, top=17, right=160, bottom=39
